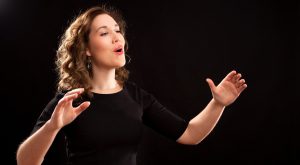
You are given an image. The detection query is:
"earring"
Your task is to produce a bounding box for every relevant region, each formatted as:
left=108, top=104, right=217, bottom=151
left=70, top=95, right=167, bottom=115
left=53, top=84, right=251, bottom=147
left=125, top=54, right=131, bottom=64
left=87, top=57, right=92, bottom=69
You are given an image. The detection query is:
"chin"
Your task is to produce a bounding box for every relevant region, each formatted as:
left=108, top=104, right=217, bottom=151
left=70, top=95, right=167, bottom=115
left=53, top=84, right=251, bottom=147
left=114, top=61, right=126, bottom=68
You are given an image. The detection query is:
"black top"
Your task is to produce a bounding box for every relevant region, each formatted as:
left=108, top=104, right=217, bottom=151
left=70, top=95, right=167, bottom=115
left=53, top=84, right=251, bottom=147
left=31, top=80, right=189, bottom=165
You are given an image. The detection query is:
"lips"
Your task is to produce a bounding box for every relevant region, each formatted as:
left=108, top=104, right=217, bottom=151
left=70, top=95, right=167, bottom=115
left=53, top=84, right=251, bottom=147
left=113, top=45, right=124, bottom=55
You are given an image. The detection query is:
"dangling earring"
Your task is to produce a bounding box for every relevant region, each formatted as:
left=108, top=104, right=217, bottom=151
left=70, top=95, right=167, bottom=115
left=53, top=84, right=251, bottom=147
left=87, top=57, right=92, bottom=70
left=125, top=54, right=131, bottom=64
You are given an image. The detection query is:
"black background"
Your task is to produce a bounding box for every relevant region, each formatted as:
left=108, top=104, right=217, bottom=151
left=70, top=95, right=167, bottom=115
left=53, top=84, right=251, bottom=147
left=1, top=0, right=299, bottom=164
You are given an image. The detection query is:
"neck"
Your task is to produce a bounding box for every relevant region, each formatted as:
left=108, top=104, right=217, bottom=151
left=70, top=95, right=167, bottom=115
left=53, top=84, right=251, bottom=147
left=91, top=66, right=119, bottom=91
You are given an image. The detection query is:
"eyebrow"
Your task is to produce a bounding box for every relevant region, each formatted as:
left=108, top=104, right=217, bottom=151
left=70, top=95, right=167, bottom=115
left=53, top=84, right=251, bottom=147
left=96, top=24, right=119, bottom=32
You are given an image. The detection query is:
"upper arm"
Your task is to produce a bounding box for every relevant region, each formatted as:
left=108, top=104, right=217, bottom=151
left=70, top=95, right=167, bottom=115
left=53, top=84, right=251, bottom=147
left=139, top=87, right=189, bottom=141
left=30, top=92, right=65, bottom=135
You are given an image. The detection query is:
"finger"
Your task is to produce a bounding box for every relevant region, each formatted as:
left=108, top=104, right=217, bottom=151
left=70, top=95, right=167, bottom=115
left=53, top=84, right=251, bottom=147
left=236, top=79, right=245, bottom=88
left=74, top=101, right=91, bottom=116
left=64, top=93, right=80, bottom=107
left=54, top=93, right=79, bottom=115
left=64, top=93, right=79, bottom=102
left=225, top=70, right=237, bottom=81
left=65, top=88, right=84, bottom=96
left=237, top=83, right=247, bottom=93
left=206, top=78, right=216, bottom=92
left=232, top=73, right=242, bottom=83
left=55, top=97, right=68, bottom=113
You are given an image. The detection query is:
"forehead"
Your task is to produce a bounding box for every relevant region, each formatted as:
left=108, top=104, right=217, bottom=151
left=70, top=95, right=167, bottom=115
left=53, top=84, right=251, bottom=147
left=91, top=14, right=118, bottom=29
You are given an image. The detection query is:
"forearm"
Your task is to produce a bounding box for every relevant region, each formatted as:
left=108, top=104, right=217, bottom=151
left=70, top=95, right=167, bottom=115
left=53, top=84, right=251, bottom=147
left=16, top=120, right=60, bottom=165
left=177, top=98, right=225, bottom=145
left=176, top=70, right=247, bottom=145
left=188, top=99, right=225, bottom=144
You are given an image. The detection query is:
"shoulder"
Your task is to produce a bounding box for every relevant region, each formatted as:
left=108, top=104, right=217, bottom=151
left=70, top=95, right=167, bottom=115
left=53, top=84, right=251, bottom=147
left=124, top=80, right=138, bottom=88
left=123, top=80, right=139, bottom=92
left=44, top=91, right=66, bottom=107
left=54, top=90, right=68, bottom=100
left=124, top=80, right=150, bottom=95
left=43, top=90, right=69, bottom=109
left=124, top=80, right=155, bottom=103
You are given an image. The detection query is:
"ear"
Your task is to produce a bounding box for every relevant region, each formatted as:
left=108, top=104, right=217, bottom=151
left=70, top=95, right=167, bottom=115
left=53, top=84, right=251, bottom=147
left=86, top=48, right=91, bottom=56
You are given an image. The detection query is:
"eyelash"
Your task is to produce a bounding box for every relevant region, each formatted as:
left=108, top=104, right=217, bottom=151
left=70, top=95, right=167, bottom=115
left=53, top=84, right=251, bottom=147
left=100, top=32, right=108, bottom=36
left=100, top=30, right=121, bottom=36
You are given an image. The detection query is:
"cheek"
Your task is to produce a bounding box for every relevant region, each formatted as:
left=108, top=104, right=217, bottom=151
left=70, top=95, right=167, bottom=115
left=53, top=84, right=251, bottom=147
left=89, top=38, right=115, bottom=65
left=120, top=35, right=126, bottom=44
left=89, top=38, right=110, bottom=54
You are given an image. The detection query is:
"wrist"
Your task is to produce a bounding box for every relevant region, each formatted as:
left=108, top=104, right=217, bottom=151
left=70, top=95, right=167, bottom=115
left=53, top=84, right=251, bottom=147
left=44, top=120, right=61, bottom=133
left=211, top=98, right=226, bottom=109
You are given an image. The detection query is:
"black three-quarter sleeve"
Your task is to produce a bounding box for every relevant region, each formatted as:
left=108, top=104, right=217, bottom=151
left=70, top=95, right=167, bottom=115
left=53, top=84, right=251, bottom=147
left=139, top=86, right=189, bottom=141
left=30, top=91, right=65, bottom=135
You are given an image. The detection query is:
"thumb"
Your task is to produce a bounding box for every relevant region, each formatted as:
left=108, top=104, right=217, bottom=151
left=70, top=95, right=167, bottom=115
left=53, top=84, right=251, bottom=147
left=74, top=101, right=91, bottom=116
left=206, top=78, right=216, bottom=92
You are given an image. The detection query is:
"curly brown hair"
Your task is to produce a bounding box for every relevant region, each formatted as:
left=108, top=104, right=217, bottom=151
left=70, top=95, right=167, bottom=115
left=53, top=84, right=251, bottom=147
left=55, top=5, right=130, bottom=98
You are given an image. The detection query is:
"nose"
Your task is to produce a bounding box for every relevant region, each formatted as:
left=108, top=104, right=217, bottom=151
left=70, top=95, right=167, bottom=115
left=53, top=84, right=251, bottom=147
left=112, top=31, right=120, bottom=43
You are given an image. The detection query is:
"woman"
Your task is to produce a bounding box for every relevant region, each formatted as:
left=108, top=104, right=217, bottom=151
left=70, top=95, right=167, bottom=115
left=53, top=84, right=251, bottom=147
left=16, top=5, right=247, bottom=165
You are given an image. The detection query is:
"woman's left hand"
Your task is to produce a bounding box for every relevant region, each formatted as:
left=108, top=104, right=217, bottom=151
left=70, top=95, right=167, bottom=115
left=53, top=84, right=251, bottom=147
left=206, top=70, right=247, bottom=107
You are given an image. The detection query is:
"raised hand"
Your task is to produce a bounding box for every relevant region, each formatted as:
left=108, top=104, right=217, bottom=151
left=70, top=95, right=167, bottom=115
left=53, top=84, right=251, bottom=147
left=206, top=70, right=247, bottom=107
left=48, top=88, right=91, bottom=131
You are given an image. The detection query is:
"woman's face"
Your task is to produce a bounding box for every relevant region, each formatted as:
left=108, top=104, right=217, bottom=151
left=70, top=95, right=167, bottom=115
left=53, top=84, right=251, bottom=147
left=86, top=14, right=126, bottom=69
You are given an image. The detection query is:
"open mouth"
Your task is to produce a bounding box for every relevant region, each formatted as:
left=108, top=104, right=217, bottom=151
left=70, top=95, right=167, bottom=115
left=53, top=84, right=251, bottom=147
left=114, top=48, right=124, bottom=55
left=115, top=48, right=122, bottom=52
left=114, top=45, right=124, bottom=55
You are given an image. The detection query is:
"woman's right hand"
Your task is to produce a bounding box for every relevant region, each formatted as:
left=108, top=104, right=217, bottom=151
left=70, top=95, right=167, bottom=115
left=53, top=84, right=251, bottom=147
left=48, top=88, right=90, bottom=131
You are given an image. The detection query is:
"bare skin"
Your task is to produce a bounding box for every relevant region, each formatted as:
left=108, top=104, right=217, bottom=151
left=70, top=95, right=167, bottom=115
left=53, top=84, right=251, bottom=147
left=16, top=14, right=125, bottom=165
left=176, top=70, right=247, bottom=145
left=16, top=89, right=90, bottom=165
left=16, top=13, right=247, bottom=165
left=85, top=14, right=126, bottom=93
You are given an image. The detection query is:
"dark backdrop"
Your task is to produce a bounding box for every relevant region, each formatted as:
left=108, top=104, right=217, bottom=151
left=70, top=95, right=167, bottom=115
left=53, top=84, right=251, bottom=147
left=1, top=0, right=298, bottom=164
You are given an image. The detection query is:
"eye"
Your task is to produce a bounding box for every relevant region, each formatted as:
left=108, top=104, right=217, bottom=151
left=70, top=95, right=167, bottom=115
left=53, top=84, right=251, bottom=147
left=100, top=32, right=108, bottom=36
left=115, top=30, right=121, bottom=33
